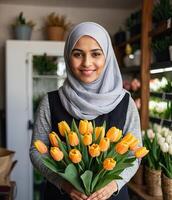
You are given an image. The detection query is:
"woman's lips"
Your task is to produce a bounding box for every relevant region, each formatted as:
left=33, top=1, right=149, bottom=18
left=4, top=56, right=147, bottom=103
left=80, top=69, right=96, bottom=76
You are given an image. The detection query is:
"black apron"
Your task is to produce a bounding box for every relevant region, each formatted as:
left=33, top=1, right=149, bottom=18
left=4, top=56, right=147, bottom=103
left=45, top=91, right=130, bottom=200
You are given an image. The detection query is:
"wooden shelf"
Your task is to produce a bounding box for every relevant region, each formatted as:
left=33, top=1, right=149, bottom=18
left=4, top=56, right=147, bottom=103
left=150, top=92, right=172, bottom=100
left=149, top=19, right=172, bottom=38
left=149, top=117, right=172, bottom=128
left=151, top=61, right=172, bottom=69
left=128, top=182, right=163, bottom=200
left=116, top=34, right=141, bottom=48
left=120, top=66, right=140, bottom=74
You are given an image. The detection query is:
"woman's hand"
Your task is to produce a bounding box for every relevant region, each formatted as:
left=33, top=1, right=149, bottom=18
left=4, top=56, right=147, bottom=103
left=61, top=180, right=88, bottom=200
left=87, top=181, right=118, bottom=200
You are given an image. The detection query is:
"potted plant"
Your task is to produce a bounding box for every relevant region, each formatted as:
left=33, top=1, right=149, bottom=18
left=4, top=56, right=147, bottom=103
left=12, top=12, right=35, bottom=40
left=33, top=53, right=57, bottom=75
left=153, top=0, right=172, bottom=27
left=143, top=126, right=162, bottom=196
left=113, top=27, right=126, bottom=45
left=125, top=10, right=141, bottom=38
left=45, top=12, right=71, bottom=41
left=156, top=125, right=172, bottom=200
left=151, top=36, right=172, bottom=62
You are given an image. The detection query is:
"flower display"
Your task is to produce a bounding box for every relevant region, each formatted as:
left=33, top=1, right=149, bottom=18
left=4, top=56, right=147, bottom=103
left=34, top=119, right=148, bottom=195
left=154, top=124, right=172, bottom=178
left=142, top=125, right=161, bottom=170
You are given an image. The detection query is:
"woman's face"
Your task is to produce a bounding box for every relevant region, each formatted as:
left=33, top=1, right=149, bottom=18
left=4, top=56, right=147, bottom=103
left=70, top=35, right=105, bottom=83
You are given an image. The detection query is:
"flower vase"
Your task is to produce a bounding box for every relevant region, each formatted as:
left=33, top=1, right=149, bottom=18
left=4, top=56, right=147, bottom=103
left=145, top=166, right=162, bottom=196
left=132, top=164, right=144, bottom=185
left=162, top=173, right=172, bottom=200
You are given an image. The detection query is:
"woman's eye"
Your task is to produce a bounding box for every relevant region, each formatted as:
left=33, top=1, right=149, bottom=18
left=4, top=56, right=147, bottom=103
left=92, top=52, right=102, bottom=57
left=72, top=52, right=83, bottom=58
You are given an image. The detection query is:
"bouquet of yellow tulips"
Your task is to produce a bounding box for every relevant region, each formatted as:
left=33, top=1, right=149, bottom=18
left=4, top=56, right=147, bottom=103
left=34, top=119, right=149, bottom=195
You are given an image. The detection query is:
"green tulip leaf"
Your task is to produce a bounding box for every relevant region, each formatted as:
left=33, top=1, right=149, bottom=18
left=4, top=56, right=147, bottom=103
left=58, top=163, right=85, bottom=193
left=81, top=170, right=93, bottom=195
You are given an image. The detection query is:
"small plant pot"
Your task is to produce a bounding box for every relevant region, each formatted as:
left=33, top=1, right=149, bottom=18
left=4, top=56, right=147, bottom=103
left=145, top=167, right=162, bottom=196
left=14, top=25, right=32, bottom=40
left=162, top=173, right=172, bottom=200
left=47, top=26, right=64, bottom=41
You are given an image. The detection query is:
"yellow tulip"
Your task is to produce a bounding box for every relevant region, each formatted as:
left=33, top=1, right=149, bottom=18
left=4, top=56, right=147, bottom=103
left=89, top=144, right=100, bottom=157
left=68, top=131, right=79, bottom=146
left=49, top=132, right=59, bottom=147
left=106, top=127, right=122, bottom=142
left=134, top=147, right=149, bottom=158
left=88, top=122, right=93, bottom=134
left=50, top=147, right=64, bottom=161
left=129, top=138, right=140, bottom=151
left=69, top=149, right=82, bottom=163
left=83, top=133, right=92, bottom=146
left=34, top=140, right=48, bottom=154
left=121, top=132, right=136, bottom=145
left=103, top=158, right=116, bottom=170
left=115, top=142, right=129, bottom=154
left=99, top=137, right=110, bottom=152
left=95, top=127, right=105, bottom=140
left=79, top=120, right=93, bottom=135
left=58, top=121, right=70, bottom=137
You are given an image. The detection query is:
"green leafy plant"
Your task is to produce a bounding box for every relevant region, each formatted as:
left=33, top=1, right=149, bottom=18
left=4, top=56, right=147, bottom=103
left=12, top=12, right=35, bottom=28
left=33, top=54, right=57, bottom=75
left=45, top=12, right=71, bottom=31
left=153, top=0, right=172, bottom=23
left=143, top=128, right=161, bottom=170
left=151, top=36, right=172, bottom=54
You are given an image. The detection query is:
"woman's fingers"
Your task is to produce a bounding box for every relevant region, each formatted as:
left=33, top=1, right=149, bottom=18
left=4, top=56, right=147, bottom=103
left=70, top=190, right=88, bottom=200
left=87, top=181, right=117, bottom=200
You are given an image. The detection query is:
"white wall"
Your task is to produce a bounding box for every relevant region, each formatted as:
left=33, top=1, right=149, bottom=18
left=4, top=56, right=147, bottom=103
left=0, top=3, right=135, bottom=110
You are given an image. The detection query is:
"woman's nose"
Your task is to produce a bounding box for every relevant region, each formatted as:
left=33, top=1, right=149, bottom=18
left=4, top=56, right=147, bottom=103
left=83, top=55, right=92, bottom=67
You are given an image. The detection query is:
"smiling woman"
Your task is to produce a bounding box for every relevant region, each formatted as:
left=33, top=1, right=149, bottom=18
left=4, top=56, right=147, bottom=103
left=70, top=36, right=105, bottom=83
left=30, top=22, right=142, bottom=200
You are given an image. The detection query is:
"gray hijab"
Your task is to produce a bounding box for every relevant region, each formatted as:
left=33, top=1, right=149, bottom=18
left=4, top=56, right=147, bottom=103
left=58, top=22, right=127, bottom=120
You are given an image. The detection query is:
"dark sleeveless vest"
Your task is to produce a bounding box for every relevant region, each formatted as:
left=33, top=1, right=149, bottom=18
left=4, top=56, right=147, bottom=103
left=44, top=90, right=130, bottom=200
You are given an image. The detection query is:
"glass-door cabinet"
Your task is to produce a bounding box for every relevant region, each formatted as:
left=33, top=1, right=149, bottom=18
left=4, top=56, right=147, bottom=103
left=6, top=40, right=65, bottom=200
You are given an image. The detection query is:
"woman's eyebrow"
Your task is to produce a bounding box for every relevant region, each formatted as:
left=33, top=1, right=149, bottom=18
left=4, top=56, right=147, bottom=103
left=72, top=48, right=102, bottom=52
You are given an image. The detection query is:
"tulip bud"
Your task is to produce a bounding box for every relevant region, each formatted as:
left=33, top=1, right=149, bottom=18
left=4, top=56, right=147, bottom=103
left=88, top=122, right=93, bottom=134
left=49, top=132, right=59, bottom=147
left=115, top=142, right=129, bottom=155
left=161, top=142, right=169, bottom=153
left=58, top=121, right=70, bottom=137
left=99, top=137, right=110, bottom=152
left=106, top=127, right=122, bottom=142
left=89, top=144, right=101, bottom=157
left=168, top=144, right=172, bottom=155
left=34, top=140, right=48, bottom=154
left=121, top=132, right=136, bottom=145
left=103, top=158, right=116, bottom=170
left=134, top=147, right=149, bottom=158
left=79, top=120, right=88, bottom=135
left=68, top=131, right=79, bottom=146
left=69, top=149, right=82, bottom=163
left=50, top=147, right=64, bottom=161
left=129, top=138, right=140, bottom=151
left=95, top=127, right=105, bottom=140
left=83, top=133, right=92, bottom=146
left=166, top=135, right=172, bottom=145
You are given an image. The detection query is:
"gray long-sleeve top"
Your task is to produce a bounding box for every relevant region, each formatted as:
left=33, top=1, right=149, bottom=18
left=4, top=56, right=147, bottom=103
left=30, top=94, right=142, bottom=192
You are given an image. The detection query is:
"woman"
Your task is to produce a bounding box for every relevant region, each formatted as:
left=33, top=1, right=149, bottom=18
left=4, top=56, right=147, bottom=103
left=30, top=22, right=142, bottom=200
